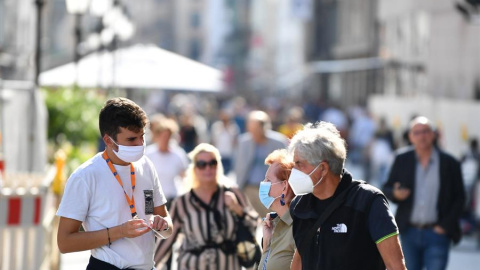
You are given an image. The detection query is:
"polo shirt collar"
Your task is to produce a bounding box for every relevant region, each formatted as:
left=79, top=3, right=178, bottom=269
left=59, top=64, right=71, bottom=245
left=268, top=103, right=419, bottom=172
left=280, top=209, right=293, bottom=225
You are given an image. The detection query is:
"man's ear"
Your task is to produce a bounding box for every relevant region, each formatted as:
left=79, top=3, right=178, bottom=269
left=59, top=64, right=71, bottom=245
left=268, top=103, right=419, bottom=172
left=320, top=161, right=330, bottom=177
left=103, top=134, right=113, bottom=148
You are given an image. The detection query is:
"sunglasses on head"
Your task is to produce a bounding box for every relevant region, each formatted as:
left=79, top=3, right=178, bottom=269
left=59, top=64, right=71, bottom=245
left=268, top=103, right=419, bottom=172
left=195, top=159, right=218, bottom=170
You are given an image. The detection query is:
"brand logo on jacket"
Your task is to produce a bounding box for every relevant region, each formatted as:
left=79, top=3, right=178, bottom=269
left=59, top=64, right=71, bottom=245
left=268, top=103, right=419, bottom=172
left=332, top=223, right=347, bottom=233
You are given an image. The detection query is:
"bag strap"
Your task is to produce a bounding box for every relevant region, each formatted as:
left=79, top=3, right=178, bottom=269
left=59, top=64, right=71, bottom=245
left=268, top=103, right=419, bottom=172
left=298, top=181, right=360, bottom=254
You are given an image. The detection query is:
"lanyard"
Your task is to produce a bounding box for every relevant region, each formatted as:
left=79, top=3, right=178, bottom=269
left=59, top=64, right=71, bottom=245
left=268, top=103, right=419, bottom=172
left=102, top=151, right=137, bottom=218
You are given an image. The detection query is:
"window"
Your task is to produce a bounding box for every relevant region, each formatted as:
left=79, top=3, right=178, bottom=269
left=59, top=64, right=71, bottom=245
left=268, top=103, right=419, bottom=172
left=190, top=12, right=200, bottom=28
left=190, top=39, right=201, bottom=60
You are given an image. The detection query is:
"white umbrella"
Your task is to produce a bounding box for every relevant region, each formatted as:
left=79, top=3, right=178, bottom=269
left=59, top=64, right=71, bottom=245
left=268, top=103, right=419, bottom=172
left=39, top=44, right=224, bottom=92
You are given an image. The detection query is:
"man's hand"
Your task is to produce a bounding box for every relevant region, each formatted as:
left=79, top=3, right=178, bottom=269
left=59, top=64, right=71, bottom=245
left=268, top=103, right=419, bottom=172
left=393, top=182, right=410, bottom=201
left=433, top=225, right=446, bottom=235
left=120, top=219, right=150, bottom=238
left=151, top=215, right=170, bottom=231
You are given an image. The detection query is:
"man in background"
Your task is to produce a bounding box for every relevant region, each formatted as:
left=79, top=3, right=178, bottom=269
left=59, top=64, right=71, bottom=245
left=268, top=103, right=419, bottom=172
left=383, top=116, right=465, bottom=270
left=235, top=110, right=288, bottom=217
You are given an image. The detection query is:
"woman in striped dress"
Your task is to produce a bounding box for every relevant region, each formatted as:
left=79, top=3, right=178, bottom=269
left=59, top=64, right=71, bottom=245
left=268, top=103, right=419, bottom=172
left=154, top=143, right=259, bottom=270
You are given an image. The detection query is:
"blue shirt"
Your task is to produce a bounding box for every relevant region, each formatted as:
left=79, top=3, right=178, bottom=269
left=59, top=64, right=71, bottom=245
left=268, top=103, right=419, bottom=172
left=247, top=144, right=269, bottom=185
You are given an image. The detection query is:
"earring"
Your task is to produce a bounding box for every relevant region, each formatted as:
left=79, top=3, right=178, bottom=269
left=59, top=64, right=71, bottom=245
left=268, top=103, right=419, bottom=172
left=280, top=193, right=286, bottom=206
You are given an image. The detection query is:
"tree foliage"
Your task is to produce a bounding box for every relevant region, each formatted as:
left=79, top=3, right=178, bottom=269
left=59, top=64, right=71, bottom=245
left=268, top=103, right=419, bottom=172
left=43, top=87, right=105, bottom=172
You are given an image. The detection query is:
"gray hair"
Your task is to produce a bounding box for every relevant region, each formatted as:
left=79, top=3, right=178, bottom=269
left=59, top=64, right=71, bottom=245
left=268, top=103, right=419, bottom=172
left=248, top=110, right=272, bottom=131
left=288, top=122, right=346, bottom=175
left=409, top=116, right=435, bottom=131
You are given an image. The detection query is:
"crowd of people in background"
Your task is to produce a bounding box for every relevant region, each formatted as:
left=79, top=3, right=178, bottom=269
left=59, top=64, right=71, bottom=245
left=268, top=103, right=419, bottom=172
left=145, top=95, right=407, bottom=186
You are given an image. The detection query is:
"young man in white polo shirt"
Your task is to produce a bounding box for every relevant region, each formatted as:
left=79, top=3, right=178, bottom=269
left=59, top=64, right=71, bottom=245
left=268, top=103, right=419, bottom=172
left=57, top=97, right=173, bottom=270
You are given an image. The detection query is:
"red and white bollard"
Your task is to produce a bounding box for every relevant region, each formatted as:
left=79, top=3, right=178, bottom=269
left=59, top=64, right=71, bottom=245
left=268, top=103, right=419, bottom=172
left=0, top=174, right=55, bottom=270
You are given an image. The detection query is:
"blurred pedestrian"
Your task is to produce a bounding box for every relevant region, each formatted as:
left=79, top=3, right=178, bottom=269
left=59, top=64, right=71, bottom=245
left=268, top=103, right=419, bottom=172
left=179, top=113, right=199, bottom=153
left=210, top=108, right=240, bottom=175
left=235, top=110, right=288, bottom=217
left=460, top=137, right=480, bottom=234
left=57, top=97, right=173, bottom=270
left=318, top=102, right=348, bottom=139
left=146, top=114, right=189, bottom=209
left=401, top=114, right=419, bottom=147
left=369, top=117, right=396, bottom=186
left=154, top=143, right=259, bottom=270
left=383, top=116, right=465, bottom=270
left=347, top=107, right=376, bottom=182
left=288, top=122, right=406, bottom=270
left=258, top=149, right=296, bottom=270
left=277, top=106, right=304, bottom=140
left=232, top=96, right=248, bottom=134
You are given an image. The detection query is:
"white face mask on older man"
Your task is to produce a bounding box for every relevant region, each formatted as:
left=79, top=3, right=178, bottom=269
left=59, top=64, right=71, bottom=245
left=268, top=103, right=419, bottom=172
left=287, top=163, right=323, bottom=195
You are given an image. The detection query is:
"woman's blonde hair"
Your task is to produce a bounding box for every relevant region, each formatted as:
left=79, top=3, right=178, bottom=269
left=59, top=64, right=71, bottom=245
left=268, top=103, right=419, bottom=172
left=186, top=143, right=225, bottom=189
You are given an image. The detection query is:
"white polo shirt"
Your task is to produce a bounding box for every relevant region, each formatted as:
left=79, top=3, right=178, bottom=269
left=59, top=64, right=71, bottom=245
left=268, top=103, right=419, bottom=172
left=57, top=152, right=167, bottom=269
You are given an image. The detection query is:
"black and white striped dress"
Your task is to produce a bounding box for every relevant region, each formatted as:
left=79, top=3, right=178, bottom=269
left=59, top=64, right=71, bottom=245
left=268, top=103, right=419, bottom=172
left=154, top=185, right=259, bottom=270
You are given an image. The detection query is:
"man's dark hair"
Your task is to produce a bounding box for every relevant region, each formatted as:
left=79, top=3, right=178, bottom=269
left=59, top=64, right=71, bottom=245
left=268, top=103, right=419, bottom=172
left=99, top=97, right=148, bottom=140
left=470, top=138, right=478, bottom=151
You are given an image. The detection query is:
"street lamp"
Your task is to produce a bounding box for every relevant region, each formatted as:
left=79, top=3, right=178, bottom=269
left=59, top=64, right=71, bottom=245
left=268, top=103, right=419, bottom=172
left=34, top=0, right=45, bottom=86
left=65, top=0, right=90, bottom=64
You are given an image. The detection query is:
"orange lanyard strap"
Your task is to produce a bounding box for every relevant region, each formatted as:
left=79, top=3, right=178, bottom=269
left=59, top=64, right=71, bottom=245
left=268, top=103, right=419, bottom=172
left=102, top=151, right=137, bottom=218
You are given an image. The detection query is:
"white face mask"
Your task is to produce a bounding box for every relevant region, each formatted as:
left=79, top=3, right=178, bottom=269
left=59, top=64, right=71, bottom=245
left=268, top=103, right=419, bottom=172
left=110, top=136, right=145, bottom=163
left=288, top=163, right=323, bottom=195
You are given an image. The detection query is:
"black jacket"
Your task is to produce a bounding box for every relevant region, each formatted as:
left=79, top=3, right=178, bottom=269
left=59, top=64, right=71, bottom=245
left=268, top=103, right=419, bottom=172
left=383, top=147, right=465, bottom=244
left=291, top=172, right=391, bottom=270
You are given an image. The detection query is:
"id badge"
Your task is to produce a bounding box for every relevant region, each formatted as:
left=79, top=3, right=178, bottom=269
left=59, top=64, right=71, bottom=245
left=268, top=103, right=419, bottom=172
left=144, top=189, right=154, bottom=215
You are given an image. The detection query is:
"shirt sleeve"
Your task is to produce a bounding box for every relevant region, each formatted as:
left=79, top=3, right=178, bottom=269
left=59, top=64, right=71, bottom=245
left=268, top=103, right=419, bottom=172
left=368, top=196, right=399, bottom=244
left=56, top=173, right=90, bottom=222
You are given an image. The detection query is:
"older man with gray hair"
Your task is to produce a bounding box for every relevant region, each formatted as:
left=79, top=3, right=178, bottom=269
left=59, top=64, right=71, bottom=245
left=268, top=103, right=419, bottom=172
left=288, top=121, right=406, bottom=270
left=383, top=116, right=465, bottom=270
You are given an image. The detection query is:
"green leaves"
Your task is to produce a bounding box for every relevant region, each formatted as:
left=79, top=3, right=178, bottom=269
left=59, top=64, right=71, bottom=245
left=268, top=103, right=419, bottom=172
left=43, top=87, right=105, bottom=172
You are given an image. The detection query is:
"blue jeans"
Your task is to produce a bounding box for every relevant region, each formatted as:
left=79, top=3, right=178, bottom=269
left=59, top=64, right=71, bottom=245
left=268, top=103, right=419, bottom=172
left=400, top=227, right=451, bottom=270
left=221, top=157, right=232, bottom=175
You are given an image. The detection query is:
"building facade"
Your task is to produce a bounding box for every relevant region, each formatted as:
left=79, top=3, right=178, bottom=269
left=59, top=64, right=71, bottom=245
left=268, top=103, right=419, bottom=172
left=378, top=0, right=480, bottom=100
left=0, top=0, right=37, bottom=80
left=305, top=0, right=379, bottom=107
left=248, top=0, right=308, bottom=100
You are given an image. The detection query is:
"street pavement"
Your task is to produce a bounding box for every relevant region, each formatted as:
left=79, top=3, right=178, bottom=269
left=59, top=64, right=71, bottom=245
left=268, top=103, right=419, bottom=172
left=60, top=250, right=89, bottom=270
left=447, top=234, right=480, bottom=270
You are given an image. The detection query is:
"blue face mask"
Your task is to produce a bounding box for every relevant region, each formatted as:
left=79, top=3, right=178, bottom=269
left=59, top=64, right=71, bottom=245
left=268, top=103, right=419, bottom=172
left=259, top=181, right=284, bottom=209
